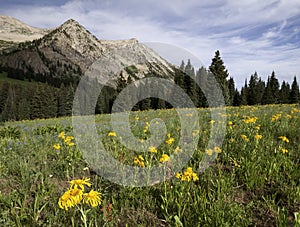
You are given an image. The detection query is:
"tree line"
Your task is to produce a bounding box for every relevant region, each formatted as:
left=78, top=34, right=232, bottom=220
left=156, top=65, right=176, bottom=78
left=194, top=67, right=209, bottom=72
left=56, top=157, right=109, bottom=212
left=0, top=50, right=299, bottom=121
left=177, top=50, right=299, bottom=107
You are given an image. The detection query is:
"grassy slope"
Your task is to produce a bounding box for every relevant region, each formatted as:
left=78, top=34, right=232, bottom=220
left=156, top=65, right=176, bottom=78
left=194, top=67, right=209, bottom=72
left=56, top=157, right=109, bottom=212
left=0, top=104, right=299, bottom=226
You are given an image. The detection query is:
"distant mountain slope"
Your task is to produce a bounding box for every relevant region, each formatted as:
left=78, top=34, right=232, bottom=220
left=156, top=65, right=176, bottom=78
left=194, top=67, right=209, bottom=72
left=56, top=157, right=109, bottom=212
left=0, top=16, right=174, bottom=86
left=0, top=15, right=51, bottom=43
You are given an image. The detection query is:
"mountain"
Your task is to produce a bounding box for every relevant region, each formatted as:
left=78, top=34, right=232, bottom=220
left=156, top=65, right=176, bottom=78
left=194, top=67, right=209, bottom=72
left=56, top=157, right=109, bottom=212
left=0, top=15, right=50, bottom=50
left=0, top=16, right=174, bottom=87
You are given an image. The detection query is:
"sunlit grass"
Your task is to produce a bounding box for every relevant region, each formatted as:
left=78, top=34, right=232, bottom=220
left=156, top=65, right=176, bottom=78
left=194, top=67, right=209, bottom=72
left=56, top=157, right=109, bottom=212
left=0, top=104, right=299, bottom=226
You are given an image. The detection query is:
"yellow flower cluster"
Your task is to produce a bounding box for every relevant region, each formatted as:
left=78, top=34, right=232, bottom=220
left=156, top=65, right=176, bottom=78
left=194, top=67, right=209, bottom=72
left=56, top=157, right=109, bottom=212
left=243, top=116, right=257, bottom=124
left=159, top=154, right=170, bottom=163
left=108, top=131, right=116, bottom=137
left=205, top=146, right=222, bottom=156
left=271, top=113, right=282, bottom=121
left=54, top=132, right=75, bottom=149
left=148, top=146, right=158, bottom=153
left=165, top=133, right=175, bottom=145
left=241, top=134, right=249, bottom=142
left=58, top=178, right=101, bottom=211
left=175, top=167, right=198, bottom=182
left=280, top=147, right=288, bottom=154
left=53, top=143, right=61, bottom=150
left=143, top=122, right=150, bottom=133
left=254, top=134, right=263, bottom=140
left=64, top=135, right=75, bottom=147
left=134, top=155, right=145, bottom=167
left=228, top=121, right=234, bottom=129
left=278, top=136, right=289, bottom=143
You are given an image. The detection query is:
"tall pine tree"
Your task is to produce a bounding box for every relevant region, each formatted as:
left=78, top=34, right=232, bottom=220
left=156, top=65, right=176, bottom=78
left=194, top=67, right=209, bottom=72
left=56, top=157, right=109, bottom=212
left=289, top=76, right=300, bottom=103
left=209, top=50, right=230, bottom=105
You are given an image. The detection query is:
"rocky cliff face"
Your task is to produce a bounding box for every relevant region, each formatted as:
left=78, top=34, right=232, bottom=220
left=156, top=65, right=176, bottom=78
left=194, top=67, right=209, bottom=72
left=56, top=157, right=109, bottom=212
left=0, top=16, right=174, bottom=84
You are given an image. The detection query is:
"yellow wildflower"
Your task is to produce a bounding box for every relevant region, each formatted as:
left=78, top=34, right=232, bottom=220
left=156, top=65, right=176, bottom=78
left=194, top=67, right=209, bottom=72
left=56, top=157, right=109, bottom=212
left=64, top=136, right=74, bottom=143
left=278, top=136, right=289, bottom=143
left=214, top=146, right=222, bottom=153
left=205, top=149, right=213, bottom=156
left=58, top=188, right=83, bottom=211
left=178, top=167, right=198, bottom=182
left=174, top=146, right=182, bottom=153
left=233, top=160, right=241, bottom=168
left=254, top=134, right=263, bottom=140
left=280, top=147, right=288, bottom=154
left=83, top=189, right=102, bottom=207
left=243, top=117, right=257, bottom=124
left=175, top=172, right=181, bottom=179
left=159, top=154, right=170, bottom=163
left=241, top=134, right=249, bottom=142
left=166, top=137, right=175, bottom=145
left=58, top=132, right=65, bottom=139
left=108, top=132, right=116, bottom=137
left=53, top=143, right=61, bottom=150
left=70, top=177, right=91, bottom=190
left=271, top=113, right=282, bottom=121
left=67, top=142, right=75, bottom=147
left=148, top=146, right=157, bottom=153
left=134, top=155, right=145, bottom=167
left=192, top=130, right=199, bottom=137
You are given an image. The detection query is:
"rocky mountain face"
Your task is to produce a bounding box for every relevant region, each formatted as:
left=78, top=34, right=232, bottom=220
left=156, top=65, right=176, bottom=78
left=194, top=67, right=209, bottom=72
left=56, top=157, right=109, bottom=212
left=0, top=16, right=174, bottom=86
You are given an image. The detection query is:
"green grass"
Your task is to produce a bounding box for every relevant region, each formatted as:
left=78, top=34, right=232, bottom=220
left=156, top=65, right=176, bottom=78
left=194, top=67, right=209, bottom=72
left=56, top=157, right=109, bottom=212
left=0, top=104, right=300, bottom=226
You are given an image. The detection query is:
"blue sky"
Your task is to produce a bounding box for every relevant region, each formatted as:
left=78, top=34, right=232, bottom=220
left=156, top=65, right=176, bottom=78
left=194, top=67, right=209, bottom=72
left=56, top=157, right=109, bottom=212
left=1, top=0, right=300, bottom=88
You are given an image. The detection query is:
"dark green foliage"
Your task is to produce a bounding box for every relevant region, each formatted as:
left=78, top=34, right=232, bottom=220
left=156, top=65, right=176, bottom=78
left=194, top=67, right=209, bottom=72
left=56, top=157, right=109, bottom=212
left=58, top=84, right=74, bottom=116
left=289, top=76, right=300, bottom=103
left=227, top=77, right=235, bottom=106
left=279, top=81, right=290, bottom=104
left=33, top=124, right=72, bottom=136
left=240, top=80, right=248, bottom=105
left=262, top=71, right=280, bottom=104
left=0, top=126, right=21, bottom=139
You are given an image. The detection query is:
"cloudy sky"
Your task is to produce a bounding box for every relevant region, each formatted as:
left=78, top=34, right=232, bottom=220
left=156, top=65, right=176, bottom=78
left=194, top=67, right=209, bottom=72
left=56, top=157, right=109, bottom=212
left=1, top=0, right=300, bottom=88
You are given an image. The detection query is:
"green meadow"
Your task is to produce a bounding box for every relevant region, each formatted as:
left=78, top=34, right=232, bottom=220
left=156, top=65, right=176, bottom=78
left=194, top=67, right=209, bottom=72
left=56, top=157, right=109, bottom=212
left=0, top=104, right=299, bottom=226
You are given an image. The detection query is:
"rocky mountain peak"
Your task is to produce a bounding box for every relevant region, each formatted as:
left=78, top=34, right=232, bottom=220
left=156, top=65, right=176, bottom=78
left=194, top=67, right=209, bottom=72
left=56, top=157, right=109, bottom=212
left=0, top=16, right=175, bottom=86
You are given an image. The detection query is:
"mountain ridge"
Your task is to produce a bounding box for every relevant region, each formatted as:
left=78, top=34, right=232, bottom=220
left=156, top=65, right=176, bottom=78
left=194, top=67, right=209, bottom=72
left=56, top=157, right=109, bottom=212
left=0, top=15, right=51, bottom=43
left=0, top=15, right=174, bottom=86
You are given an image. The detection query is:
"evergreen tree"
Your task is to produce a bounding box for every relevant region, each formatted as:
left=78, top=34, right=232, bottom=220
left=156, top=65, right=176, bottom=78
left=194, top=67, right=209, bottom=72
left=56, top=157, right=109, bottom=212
left=0, top=82, right=9, bottom=114
left=179, top=60, right=185, bottom=71
left=227, top=77, right=235, bottom=106
left=209, top=50, right=230, bottom=105
left=195, top=66, right=208, bottom=107
left=233, top=88, right=241, bottom=106
left=279, top=81, right=290, bottom=104
left=17, top=98, right=31, bottom=120
left=248, top=72, right=259, bottom=105
left=262, top=71, right=280, bottom=104
left=240, top=79, right=248, bottom=105
left=184, top=59, right=195, bottom=78
left=289, top=76, right=300, bottom=103
left=1, top=86, right=17, bottom=121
